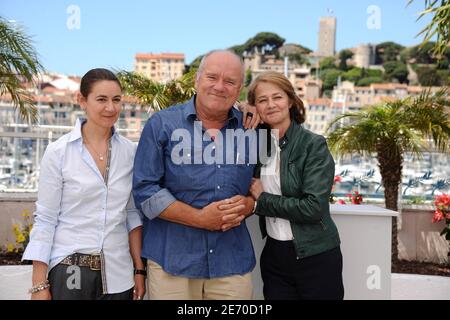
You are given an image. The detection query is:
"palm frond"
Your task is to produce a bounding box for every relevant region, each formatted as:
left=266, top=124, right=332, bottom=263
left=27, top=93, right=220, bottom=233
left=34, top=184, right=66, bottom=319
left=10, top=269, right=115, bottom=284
left=116, top=69, right=196, bottom=112
left=0, top=17, right=43, bottom=123
left=410, top=0, right=450, bottom=57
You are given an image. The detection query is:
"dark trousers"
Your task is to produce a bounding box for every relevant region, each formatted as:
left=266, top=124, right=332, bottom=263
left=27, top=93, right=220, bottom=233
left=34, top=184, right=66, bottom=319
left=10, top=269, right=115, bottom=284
left=48, top=263, right=133, bottom=300
left=260, top=236, right=344, bottom=300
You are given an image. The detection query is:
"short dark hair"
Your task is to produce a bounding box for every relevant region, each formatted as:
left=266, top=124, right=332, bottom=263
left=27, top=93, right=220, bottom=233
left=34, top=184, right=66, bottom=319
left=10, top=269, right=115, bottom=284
left=80, top=68, right=122, bottom=97
left=247, top=71, right=306, bottom=124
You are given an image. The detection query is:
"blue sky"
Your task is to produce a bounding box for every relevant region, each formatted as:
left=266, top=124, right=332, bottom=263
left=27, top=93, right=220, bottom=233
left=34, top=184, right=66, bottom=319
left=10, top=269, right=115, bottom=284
left=1, top=0, right=432, bottom=76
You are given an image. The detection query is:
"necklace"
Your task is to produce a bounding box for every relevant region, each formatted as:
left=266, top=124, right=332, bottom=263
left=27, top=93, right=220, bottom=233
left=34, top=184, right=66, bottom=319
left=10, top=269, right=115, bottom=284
left=83, top=138, right=107, bottom=161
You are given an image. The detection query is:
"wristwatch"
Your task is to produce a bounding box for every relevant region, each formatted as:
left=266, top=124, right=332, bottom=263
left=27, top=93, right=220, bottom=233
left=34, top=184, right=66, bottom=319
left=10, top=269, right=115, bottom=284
left=134, top=269, right=147, bottom=277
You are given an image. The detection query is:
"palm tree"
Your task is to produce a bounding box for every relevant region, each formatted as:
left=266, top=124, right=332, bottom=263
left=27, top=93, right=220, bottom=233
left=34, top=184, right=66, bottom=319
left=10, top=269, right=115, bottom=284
left=410, top=0, right=450, bottom=57
left=326, top=89, right=450, bottom=262
left=117, top=68, right=196, bottom=112
left=0, top=17, right=43, bottom=123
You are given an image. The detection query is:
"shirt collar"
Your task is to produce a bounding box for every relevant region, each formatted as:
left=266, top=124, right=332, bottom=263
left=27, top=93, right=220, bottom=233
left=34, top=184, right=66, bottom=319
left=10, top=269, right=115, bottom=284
left=280, top=120, right=301, bottom=149
left=68, top=118, right=118, bottom=142
left=183, top=95, right=239, bottom=127
left=183, top=96, right=198, bottom=121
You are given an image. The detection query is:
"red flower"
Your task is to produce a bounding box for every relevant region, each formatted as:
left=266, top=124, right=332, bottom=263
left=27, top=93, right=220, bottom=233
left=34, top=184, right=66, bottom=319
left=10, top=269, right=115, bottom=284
left=431, top=194, right=450, bottom=224
left=434, top=194, right=450, bottom=210
left=432, top=209, right=444, bottom=223
left=347, top=191, right=363, bottom=204
left=338, top=199, right=346, bottom=205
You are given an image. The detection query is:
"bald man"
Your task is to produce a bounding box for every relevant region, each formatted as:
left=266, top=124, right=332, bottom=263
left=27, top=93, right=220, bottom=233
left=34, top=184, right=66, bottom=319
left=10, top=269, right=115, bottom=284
left=133, top=50, right=257, bottom=300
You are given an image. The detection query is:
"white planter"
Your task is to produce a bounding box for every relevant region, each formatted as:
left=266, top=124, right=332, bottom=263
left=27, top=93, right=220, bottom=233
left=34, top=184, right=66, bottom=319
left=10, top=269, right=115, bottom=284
left=0, top=265, right=32, bottom=300
left=247, top=204, right=398, bottom=300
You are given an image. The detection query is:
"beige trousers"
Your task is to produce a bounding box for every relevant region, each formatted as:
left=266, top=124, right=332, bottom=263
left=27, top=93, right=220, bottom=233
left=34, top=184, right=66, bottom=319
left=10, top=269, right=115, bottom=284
left=147, top=260, right=253, bottom=300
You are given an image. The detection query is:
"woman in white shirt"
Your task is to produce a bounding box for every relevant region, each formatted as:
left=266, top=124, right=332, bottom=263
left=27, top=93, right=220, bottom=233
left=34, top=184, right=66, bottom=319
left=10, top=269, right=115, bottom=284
left=23, top=68, right=146, bottom=300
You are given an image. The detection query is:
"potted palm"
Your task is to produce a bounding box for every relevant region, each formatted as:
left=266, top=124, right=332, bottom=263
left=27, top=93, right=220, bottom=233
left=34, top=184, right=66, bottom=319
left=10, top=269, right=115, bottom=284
left=327, top=89, right=450, bottom=263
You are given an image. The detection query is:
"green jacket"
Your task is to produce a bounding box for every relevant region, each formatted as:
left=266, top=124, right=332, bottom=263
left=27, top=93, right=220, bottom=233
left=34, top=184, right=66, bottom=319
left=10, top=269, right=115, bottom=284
left=255, top=121, right=340, bottom=259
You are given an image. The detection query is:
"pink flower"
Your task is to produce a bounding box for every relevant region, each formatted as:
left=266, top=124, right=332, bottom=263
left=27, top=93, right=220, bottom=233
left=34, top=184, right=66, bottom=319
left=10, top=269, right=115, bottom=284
left=434, top=194, right=450, bottom=209
left=338, top=199, right=346, bottom=205
left=432, top=209, right=444, bottom=223
left=431, top=194, right=449, bottom=223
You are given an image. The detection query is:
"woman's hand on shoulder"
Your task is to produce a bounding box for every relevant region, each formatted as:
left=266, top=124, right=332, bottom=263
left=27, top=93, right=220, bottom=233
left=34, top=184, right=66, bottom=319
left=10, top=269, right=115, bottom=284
left=237, top=102, right=262, bottom=130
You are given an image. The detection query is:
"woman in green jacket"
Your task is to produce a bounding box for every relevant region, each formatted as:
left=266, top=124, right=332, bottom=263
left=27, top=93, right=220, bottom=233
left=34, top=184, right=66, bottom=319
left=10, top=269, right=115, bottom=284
left=248, top=71, right=344, bottom=300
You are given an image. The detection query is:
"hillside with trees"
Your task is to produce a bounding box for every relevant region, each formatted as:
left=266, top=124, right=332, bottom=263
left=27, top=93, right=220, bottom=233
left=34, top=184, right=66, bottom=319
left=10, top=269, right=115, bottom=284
left=187, top=32, right=449, bottom=95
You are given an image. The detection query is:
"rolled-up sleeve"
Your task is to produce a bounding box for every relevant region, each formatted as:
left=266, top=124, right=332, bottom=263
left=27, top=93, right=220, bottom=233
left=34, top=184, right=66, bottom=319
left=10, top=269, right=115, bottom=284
left=125, top=193, right=143, bottom=232
left=22, top=143, right=62, bottom=264
left=133, top=113, right=176, bottom=220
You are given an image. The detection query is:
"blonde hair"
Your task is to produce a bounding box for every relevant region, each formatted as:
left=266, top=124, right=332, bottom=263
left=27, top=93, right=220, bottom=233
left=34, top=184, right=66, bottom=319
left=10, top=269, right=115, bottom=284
left=247, top=71, right=305, bottom=124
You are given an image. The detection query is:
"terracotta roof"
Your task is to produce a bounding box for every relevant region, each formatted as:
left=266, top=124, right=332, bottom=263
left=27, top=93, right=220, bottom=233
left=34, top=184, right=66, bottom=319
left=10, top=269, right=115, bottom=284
left=371, top=83, right=407, bottom=90
left=136, top=53, right=185, bottom=60
left=407, top=86, right=425, bottom=93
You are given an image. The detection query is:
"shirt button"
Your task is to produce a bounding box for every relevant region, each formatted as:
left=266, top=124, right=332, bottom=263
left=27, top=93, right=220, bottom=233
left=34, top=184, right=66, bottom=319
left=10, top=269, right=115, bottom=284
left=217, top=185, right=220, bottom=189
left=209, top=249, right=213, bottom=254
left=217, top=165, right=221, bottom=168
left=296, top=256, right=300, bottom=260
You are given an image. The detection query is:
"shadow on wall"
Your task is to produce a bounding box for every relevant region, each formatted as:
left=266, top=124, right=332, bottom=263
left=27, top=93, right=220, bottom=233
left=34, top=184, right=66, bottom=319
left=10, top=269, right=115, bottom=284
left=398, top=208, right=448, bottom=264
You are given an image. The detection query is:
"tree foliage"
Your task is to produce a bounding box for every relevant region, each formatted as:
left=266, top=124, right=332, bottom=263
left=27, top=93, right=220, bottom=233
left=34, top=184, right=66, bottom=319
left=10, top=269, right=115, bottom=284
left=338, top=49, right=354, bottom=71
left=243, top=32, right=285, bottom=54
left=375, top=42, right=404, bottom=64
left=383, top=61, right=409, bottom=83
left=117, top=68, right=196, bottom=111
left=327, top=88, right=450, bottom=261
left=0, top=17, right=44, bottom=123
left=410, top=0, right=450, bottom=57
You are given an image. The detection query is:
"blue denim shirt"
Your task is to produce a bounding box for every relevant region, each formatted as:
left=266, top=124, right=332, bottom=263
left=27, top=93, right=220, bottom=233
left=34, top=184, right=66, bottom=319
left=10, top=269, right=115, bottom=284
left=133, top=97, right=256, bottom=278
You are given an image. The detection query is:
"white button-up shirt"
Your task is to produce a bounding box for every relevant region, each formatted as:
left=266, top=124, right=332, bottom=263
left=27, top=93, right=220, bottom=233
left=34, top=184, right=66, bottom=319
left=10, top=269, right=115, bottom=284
left=261, top=136, right=293, bottom=241
left=23, top=119, right=142, bottom=294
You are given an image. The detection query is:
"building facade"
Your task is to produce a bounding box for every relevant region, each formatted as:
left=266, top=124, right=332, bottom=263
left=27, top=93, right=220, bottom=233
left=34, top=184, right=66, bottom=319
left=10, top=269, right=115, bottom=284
left=317, top=16, right=337, bottom=57
left=134, top=53, right=185, bottom=83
